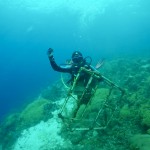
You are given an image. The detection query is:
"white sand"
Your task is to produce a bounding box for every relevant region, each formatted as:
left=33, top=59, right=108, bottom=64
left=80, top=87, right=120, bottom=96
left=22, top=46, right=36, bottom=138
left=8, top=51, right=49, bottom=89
left=13, top=117, right=72, bottom=150
left=12, top=96, right=76, bottom=150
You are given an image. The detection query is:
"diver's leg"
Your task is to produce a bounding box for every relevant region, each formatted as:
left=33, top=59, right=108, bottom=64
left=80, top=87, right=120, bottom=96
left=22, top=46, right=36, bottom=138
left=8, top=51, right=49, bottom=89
left=72, top=96, right=81, bottom=118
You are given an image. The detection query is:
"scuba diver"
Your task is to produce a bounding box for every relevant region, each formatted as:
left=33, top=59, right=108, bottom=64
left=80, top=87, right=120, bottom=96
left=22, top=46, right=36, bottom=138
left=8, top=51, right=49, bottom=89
left=47, top=48, right=100, bottom=80
left=47, top=48, right=103, bottom=118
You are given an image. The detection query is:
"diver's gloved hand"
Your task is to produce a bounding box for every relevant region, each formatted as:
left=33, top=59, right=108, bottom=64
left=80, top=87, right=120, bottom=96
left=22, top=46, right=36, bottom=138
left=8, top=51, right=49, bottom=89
left=47, top=48, right=54, bottom=58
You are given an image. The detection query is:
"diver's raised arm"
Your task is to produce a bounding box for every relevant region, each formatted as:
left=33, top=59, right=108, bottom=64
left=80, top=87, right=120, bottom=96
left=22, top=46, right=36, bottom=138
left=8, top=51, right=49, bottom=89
left=47, top=48, right=71, bottom=73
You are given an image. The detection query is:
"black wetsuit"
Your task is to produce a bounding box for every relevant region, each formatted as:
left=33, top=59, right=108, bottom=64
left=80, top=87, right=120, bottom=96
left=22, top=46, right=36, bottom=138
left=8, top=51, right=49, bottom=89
left=48, top=54, right=100, bottom=106
left=48, top=54, right=97, bottom=84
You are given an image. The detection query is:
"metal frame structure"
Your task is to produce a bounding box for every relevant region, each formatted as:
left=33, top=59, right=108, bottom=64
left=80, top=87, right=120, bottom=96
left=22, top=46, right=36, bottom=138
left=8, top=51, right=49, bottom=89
left=58, top=67, right=124, bottom=131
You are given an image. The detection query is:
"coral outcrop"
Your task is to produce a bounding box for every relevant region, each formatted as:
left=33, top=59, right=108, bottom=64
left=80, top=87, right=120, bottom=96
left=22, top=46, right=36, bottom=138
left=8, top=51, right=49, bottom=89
left=1, top=57, right=150, bottom=150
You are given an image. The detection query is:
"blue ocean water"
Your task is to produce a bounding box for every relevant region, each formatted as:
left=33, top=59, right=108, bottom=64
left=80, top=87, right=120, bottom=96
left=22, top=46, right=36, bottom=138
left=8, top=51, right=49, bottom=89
left=0, top=0, right=150, bottom=121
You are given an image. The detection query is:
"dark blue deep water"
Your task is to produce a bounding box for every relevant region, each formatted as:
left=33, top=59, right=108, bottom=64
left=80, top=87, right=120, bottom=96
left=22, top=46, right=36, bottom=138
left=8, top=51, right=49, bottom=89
left=0, top=0, right=150, bottom=121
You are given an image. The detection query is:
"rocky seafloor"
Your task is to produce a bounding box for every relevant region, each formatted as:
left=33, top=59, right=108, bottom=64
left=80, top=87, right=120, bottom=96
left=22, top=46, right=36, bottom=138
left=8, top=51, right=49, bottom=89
left=0, top=57, right=150, bottom=150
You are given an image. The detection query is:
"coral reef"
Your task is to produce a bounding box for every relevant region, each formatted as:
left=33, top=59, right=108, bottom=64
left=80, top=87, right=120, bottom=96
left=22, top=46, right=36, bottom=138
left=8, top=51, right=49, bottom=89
left=19, top=97, right=53, bottom=128
left=140, top=104, right=150, bottom=128
left=0, top=97, right=55, bottom=150
left=41, top=80, right=66, bottom=101
left=1, top=57, right=150, bottom=150
left=130, top=134, right=150, bottom=150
